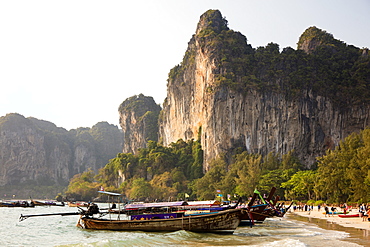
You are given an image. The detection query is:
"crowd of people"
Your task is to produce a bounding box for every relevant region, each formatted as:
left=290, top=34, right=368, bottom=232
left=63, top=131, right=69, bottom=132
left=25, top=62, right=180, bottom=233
left=292, top=203, right=370, bottom=221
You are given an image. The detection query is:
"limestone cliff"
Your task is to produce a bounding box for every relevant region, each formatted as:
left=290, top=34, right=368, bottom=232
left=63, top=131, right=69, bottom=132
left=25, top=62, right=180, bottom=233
left=118, top=94, right=161, bottom=154
left=0, top=113, right=123, bottom=187
left=159, top=9, right=370, bottom=169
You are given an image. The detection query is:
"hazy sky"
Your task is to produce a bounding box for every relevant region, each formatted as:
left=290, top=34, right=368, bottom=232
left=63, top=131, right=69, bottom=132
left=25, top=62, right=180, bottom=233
left=1, top=0, right=369, bottom=130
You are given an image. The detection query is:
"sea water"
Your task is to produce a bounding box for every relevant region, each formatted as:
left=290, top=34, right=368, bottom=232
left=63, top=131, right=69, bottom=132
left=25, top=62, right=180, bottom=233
left=1, top=205, right=369, bottom=247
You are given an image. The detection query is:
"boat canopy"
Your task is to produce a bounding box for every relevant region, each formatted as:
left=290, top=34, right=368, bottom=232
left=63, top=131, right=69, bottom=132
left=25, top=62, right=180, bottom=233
left=125, top=201, right=188, bottom=209
left=187, top=200, right=221, bottom=206
left=98, top=191, right=121, bottom=196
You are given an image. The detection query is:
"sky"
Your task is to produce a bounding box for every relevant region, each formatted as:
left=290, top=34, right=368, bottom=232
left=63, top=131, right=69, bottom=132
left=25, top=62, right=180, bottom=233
left=1, top=0, right=369, bottom=130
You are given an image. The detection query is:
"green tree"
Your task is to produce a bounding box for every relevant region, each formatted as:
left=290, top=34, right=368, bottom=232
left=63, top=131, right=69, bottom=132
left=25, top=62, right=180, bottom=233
left=150, top=172, right=177, bottom=201
left=258, top=169, right=295, bottom=198
left=231, top=152, right=263, bottom=197
left=315, top=129, right=370, bottom=203
left=65, top=169, right=100, bottom=201
left=282, top=170, right=317, bottom=200
left=129, top=178, right=152, bottom=201
left=191, top=158, right=227, bottom=200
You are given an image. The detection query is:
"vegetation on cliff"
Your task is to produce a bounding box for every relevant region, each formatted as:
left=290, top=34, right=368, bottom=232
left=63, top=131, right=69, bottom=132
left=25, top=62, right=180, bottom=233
left=65, top=139, right=204, bottom=201
left=67, top=128, right=370, bottom=204
left=282, top=128, right=370, bottom=203
left=64, top=138, right=306, bottom=202
left=169, top=10, right=370, bottom=108
left=119, top=94, right=161, bottom=144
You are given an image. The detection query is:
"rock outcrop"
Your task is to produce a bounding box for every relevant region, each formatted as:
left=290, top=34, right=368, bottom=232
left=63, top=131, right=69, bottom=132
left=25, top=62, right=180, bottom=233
left=118, top=94, right=161, bottom=154
left=158, top=10, right=370, bottom=170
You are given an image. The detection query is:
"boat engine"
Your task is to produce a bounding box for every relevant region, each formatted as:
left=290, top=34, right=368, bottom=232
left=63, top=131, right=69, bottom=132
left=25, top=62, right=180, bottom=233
left=85, top=203, right=100, bottom=215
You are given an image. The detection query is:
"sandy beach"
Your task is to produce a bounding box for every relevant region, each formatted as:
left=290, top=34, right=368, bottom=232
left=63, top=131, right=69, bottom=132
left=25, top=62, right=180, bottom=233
left=291, top=207, right=370, bottom=231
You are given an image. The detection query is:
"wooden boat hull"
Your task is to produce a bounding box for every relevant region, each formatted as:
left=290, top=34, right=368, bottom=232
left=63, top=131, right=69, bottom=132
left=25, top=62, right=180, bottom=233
left=77, top=208, right=244, bottom=234
left=240, top=187, right=277, bottom=225
left=240, top=204, right=269, bottom=224
left=33, top=200, right=65, bottom=206
left=0, top=201, right=35, bottom=207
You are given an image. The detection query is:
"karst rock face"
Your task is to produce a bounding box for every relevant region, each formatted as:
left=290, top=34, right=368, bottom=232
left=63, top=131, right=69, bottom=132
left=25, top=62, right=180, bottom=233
left=158, top=10, right=370, bottom=170
left=0, top=114, right=71, bottom=186
left=0, top=113, right=123, bottom=186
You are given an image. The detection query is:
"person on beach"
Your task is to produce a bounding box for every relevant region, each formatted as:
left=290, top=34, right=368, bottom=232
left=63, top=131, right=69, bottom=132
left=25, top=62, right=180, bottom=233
left=331, top=206, right=336, bottom=215
left=366, top=208, right=370, bottom=222
left=361, top=204, right=368, bottom=222
left=325, top=206, right=330, bottom=217
left=359, top=204, right=366, bottom=220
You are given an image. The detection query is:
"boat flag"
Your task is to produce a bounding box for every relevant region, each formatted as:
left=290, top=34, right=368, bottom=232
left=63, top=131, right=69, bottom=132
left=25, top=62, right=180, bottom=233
left=254, top=189, right=266, bottom=204
left=100, top=186, right=104, bottom=191
left=185, top=193, right=190, bottom=198
left=227, top=194, right=231, bottom=200
left=216, top=189, right=221, bottom=193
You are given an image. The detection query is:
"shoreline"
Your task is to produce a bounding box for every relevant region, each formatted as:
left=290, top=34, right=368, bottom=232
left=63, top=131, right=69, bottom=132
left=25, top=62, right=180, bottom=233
left=290, top=208, right=370, bottom=231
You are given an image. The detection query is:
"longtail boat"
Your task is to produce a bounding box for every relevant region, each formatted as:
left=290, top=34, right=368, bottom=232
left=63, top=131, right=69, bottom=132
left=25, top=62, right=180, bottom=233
left=77, top=207, right=244, bottom=234
left=240, top=187, right=276, bottom=225
left=32, top=200, right=65, bottom=206
left=0, top=200, right=35, bottom=207
left=20, top=191, right=246, bottom=234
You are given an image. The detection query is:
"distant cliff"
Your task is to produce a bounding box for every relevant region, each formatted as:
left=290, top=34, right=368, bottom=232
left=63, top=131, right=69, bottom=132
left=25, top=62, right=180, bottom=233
left=0, top=113, right=123, bottom=187
left=157, top=9, right=370, bottom=169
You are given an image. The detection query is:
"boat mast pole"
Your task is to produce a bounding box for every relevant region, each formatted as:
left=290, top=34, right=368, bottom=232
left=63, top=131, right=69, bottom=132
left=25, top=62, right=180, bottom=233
left=108, top=195, right=111, bottom=221
left=118, top=196, right=121, bottom=220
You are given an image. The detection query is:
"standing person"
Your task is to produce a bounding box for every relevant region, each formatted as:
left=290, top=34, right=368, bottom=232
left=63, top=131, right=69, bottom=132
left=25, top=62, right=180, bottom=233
left=361, top=204, right=368, bottom=221
left=331, top=206, right=336, bottom=216
left=318, top=204, right=321, bottom=211
left=325, top=206, right=330, bottom=217
left=359, top=204, right=365, bottom=219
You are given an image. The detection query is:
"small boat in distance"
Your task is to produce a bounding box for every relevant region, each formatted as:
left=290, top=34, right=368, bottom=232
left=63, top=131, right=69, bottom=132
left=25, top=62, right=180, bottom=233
left=0, top=200, right=35, bottom=207
left=32, top=200, right=65, bottom=206
left=68, top=201, right=89, bottom=207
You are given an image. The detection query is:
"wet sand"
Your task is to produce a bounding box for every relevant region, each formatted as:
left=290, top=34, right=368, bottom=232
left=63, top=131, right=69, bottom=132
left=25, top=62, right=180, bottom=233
left=291, top=208, right=370, bottom=231
left=287, top=212, right=370, bottom=247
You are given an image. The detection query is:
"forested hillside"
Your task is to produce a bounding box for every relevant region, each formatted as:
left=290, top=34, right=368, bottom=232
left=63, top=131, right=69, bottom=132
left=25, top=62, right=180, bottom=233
left=67, top=128, right=370, bottom=204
